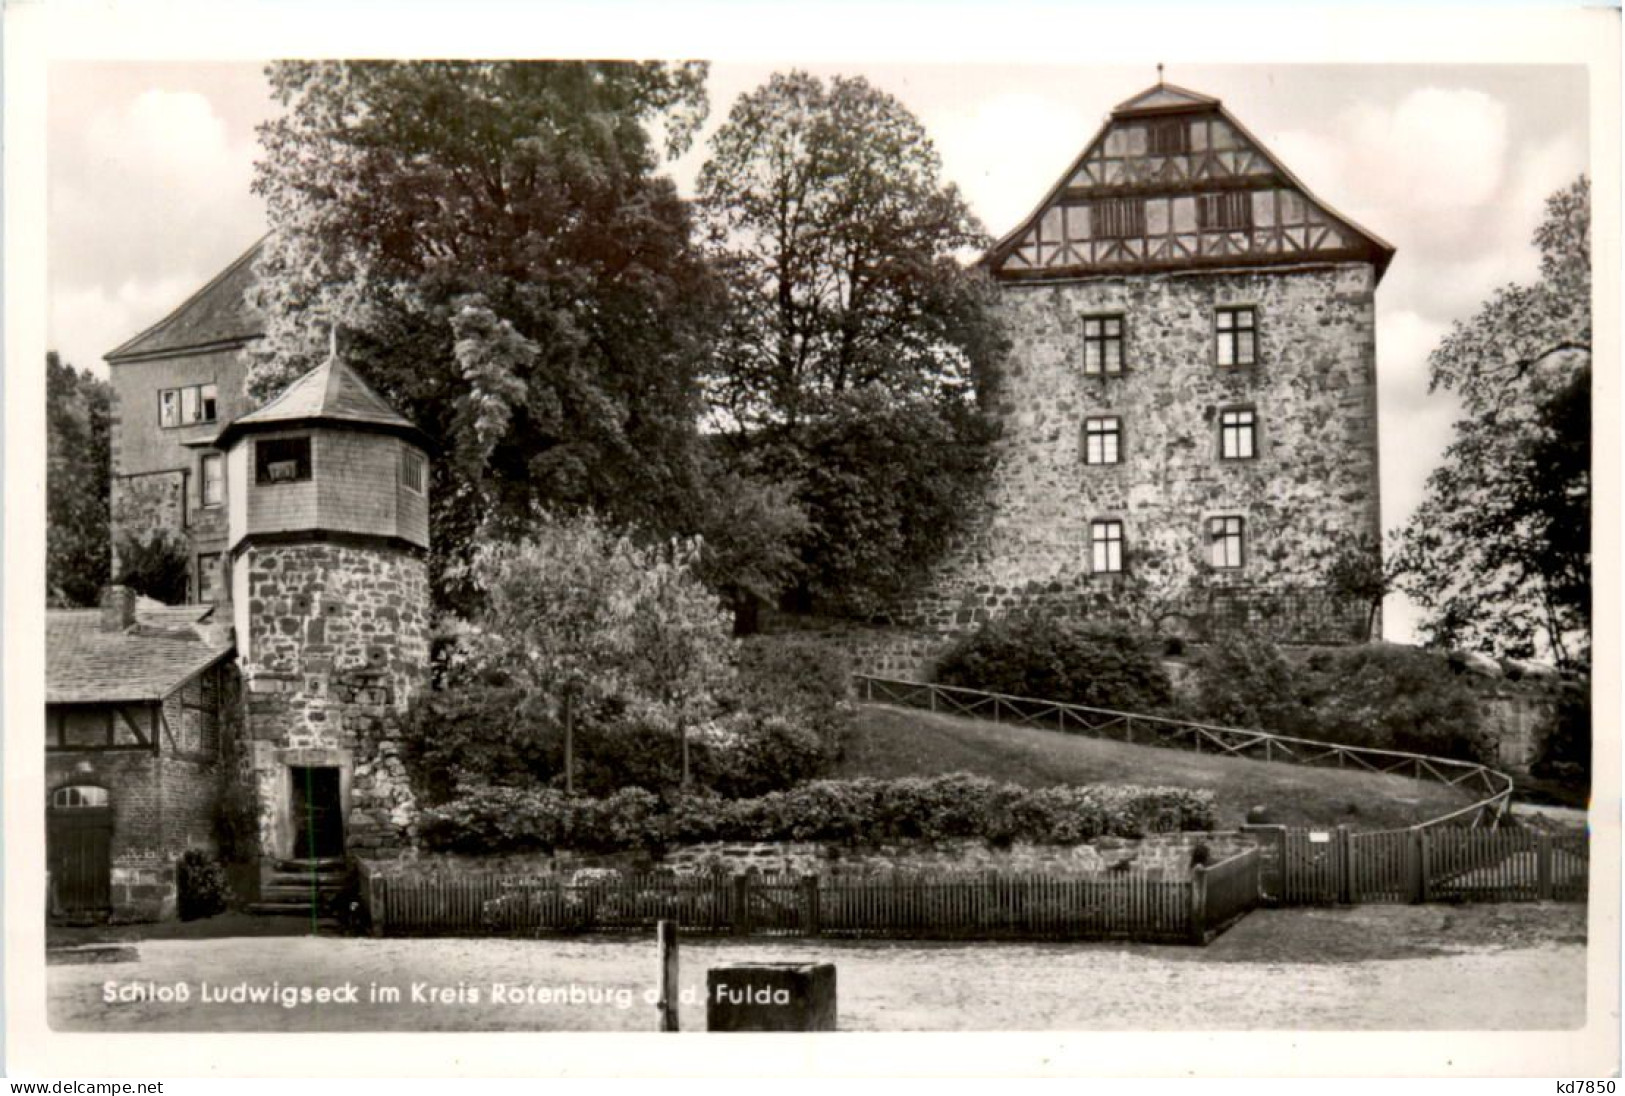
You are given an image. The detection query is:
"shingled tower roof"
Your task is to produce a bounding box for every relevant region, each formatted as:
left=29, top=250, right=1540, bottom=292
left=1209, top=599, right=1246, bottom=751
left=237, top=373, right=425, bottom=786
left=104, top=237, right=267, bottom=363
left=215, top=354, right=430, bottom=450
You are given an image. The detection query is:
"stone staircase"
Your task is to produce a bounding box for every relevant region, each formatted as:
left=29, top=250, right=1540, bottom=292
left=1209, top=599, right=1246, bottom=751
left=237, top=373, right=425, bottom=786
left=248, top=858, right=348, bottom=921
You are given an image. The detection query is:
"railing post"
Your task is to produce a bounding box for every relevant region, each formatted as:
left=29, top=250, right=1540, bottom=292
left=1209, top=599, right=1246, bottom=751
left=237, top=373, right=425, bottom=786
left=929, top=686, right=937, bottom=713
left=657, top=920, right=680, bottom=1032
left=732, top=874, right=753, bottom=936
left=1188, top=864, right=1208, bottom=945
left=1536, top=832, right=1554, bottom=901
left=1408, top=828, right=1424, bottom=904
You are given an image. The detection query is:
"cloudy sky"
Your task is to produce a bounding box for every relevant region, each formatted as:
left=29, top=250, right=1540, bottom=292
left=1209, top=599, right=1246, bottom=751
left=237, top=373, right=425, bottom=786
left=46, top=61, right=1589, bottom=642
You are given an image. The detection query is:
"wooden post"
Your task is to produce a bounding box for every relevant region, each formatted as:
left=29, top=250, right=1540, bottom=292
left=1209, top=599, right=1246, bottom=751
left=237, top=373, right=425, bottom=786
left=1536, top=832, right=1554, bottom=901
left=1408, top=828, right=1424, bottom=904
left=732, top=875, right=753, bottom=936
left=1417, top=828, right=1432, bottom=904
left=1188, top=864, right=1208, bottom=945
left=657, top=920, right=679, bottom=1032
left=1338, top=825, right=1354, bottom=905
left=800, top=876, right=821, bottom=936
left=369, top=872, right=386, bottom=936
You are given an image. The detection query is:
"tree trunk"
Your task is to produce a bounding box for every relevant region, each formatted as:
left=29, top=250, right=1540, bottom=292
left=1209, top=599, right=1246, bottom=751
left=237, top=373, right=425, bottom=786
left=563, top=689, right=575, bottom=796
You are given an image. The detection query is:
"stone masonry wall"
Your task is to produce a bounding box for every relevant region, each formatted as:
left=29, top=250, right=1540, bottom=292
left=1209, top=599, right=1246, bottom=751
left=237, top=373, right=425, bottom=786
left=240, top=542, right=429, bottom=858
left=363, top=831, right=1255, bottom=882
left=898, top=263, right=1380, bottom=644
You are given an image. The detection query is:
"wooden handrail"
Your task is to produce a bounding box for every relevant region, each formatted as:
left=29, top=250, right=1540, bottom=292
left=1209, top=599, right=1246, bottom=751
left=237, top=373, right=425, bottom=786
left=852, top=673, right=1516, bottom=832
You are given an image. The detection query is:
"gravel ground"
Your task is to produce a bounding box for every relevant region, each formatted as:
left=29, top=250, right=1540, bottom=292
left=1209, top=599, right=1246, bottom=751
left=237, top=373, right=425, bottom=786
left=48, top=904, right=1587, bottom=1032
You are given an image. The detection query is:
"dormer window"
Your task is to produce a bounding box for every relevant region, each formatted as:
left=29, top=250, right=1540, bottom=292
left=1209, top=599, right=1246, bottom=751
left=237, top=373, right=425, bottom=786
left=256, top=436, right=312, bottom=484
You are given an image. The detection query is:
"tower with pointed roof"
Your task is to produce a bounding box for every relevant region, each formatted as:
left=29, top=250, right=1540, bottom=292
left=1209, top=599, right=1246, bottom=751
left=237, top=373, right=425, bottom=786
left=214, top=351, right=431, bottom=888
left=903, top=80, right=1391, bottom=643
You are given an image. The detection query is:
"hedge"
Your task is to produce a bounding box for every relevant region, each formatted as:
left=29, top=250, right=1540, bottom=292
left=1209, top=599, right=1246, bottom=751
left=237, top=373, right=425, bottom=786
left=417, top=774, right=1216, bottom=854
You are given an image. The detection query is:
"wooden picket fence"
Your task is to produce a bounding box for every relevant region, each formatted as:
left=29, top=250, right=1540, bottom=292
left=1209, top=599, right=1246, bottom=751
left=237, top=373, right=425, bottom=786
left=1248, top=824, right=1589, bottom=906
left=367, top=849, right=1262, bottom=945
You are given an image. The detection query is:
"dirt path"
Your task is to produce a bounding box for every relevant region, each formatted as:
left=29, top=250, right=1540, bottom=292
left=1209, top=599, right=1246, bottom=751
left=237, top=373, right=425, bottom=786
left=48, top=905, right=1587, bottom=1032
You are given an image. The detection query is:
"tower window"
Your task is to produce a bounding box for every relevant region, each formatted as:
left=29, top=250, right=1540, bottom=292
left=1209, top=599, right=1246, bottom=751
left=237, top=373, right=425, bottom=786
left=255, top=436, right=312, bottom=484
left=158, top=383, right=219, bottom=428
left=1220, top=408, right=1257, bottom=460
left=1207, top=515, right=1246, bottom=569
left=1215, top=307, right=1257, bottom=367
left=1084, top=417, right=1122, bottom=465
left=1090, top=520, right=1124, bottom=574
left=51, top=785, right=109, bottom=809
left=201, top=453, right=224, bottom=507
left=400, top=449, right=427, bottom=494
left=1093, top=198, right=1145, bottom=239
left=1083, top=315, right=1125, bottom=375
left=1198, top=192, right=1254, bottom=232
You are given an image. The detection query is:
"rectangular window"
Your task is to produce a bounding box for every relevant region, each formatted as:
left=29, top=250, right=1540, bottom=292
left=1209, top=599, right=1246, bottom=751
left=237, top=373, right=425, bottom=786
left=201, top=453, right=225, bottom=507
left=198, top=553, right=221, bottom=604
left=1198, top=192, right=1255, bottom=232
left=1083, top=416, right=1121, bottom=465
left=1093, top=198, right=1145, bottom=239
left=1082, top=315, right=1124, bottom=375
left=400, top=449, right=427, bottom=494
left=1148, top=119, right=1190, bottom=156
left=255, top=436, right=312, bottom=484
left=158, top=384, right=219, bottom=428
left=1091, top=519, right=1124, bottom=574
left=1215, top=306, right=1257, bottom=367
left=1207, top=515, right=1246, bottom=569
left=1220, top=408, right=1257, bottom=460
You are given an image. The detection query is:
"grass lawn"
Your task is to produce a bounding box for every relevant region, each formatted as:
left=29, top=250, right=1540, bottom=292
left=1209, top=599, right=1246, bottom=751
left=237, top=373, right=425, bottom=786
left=837, top=704, right=1476, bottom=830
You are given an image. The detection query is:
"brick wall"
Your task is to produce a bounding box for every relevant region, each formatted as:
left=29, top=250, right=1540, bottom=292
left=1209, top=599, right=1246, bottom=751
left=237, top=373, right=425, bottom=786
left=898, top=263, right=1380, bottom=643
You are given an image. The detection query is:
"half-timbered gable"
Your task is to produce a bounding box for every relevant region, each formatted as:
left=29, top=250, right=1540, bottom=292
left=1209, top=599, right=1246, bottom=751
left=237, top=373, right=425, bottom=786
left=989, top=83, right=1393, bottom=281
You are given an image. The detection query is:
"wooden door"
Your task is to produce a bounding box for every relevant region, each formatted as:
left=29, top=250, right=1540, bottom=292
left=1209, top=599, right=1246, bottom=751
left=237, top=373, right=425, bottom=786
left=48, top=787, right=113, bottom=916
left=290, top=766, right=344, bottom=860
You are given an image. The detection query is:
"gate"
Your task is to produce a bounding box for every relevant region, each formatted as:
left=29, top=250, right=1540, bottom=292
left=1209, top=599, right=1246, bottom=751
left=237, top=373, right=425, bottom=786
left=1279, top=827, right=1346, bottom=905
left=48, top=785, right=113, bottom=917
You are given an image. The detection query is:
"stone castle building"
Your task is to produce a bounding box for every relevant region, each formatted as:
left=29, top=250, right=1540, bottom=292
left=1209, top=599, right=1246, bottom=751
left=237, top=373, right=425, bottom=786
left=897, top=82, right=1393, bottom=644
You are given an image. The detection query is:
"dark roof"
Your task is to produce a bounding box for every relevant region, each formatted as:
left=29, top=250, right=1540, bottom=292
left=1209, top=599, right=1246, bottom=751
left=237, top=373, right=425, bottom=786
left=47, top=607, right=233, bottom=705
left=215, top=355, right=430, bottom=449
left=105, top=238, right=267, bottom=363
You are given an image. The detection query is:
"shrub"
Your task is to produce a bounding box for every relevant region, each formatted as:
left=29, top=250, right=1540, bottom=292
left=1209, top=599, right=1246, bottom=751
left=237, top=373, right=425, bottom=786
left=934, top=613, right=1172, bottom=713
left=1185, top=637, right=1317, bottom=735
left=400, top=683, right=558, bottom=804
left=1309, top=644, right=1488, bottom=763
left=175, top=850, right=228, bottom=920
left=729, top=637, right=855, bottom=755
left=113, top=528, right=190, bottom=605
left=417, top=775, right=1216, bottom=854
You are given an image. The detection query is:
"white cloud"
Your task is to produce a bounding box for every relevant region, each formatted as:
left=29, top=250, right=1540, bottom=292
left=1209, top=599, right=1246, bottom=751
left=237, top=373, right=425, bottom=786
left=931, top=92, right=1091, bottom=238
left=49, top=80, right=268, bottom=374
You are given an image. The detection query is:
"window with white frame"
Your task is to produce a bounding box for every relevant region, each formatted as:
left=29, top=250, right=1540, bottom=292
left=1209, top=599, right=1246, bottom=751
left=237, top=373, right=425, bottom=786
left=1083, top=416, right=1122, bottom=465
left=201, top=453, right=225, bottom=507
left=1083, top=315, right=1125, bottom=375
left=1219, top=408, right=1257, bottom=460
left=159, top=383, right=218, bottom=428
left=1207, top=515, right=1246, bottom=569
left=1215, top=306, right=1257, bottom=367
left=1091, top=519, right=1124, bottom=574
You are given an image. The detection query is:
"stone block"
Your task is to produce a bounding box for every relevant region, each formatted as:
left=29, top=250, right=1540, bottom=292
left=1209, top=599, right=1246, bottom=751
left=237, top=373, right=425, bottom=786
left=707, top=964, right=837, bottom=1032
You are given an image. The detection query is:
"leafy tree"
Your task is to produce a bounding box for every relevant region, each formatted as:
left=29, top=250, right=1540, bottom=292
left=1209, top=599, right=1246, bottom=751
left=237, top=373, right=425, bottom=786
left=46, top=352, right=111, bottom=607
left=1322, top=533, right=1395, bottom=642
left=458, top=513, right=733, bottom=794
left=249, top=61, right=720, bottom=614
left=1395, top=177, right=1591, bottom=667
left=697, top=71, right=1003, bottom=617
